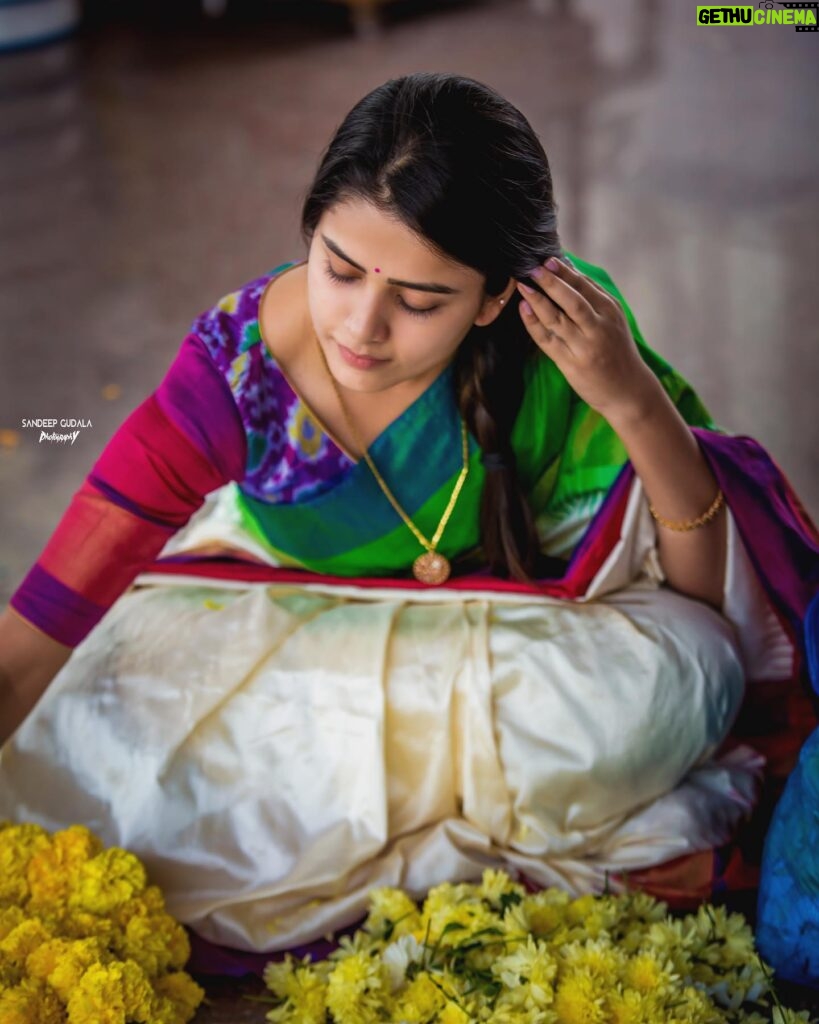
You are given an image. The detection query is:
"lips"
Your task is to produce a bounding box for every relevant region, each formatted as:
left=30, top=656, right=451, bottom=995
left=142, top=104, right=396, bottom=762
left=348, top=348, right=382, bottom=359
left=337, top=342, right=389, bottom=368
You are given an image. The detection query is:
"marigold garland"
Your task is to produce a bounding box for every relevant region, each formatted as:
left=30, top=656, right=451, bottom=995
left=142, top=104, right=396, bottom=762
left=0, top=821, right=204, bottom=1024
left=261, top=869, right=816, bottom=1024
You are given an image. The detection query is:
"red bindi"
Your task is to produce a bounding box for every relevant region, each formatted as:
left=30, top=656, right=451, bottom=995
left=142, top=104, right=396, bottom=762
left=374, top=268, right=381, bottom=273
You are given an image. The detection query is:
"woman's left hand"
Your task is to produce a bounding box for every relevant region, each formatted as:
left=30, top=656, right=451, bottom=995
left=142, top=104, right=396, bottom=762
left=516, top=258, right=660, bottom=423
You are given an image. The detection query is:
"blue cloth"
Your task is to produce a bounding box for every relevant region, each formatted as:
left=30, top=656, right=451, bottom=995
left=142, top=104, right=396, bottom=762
left=756, top=592, right=819, bottom=987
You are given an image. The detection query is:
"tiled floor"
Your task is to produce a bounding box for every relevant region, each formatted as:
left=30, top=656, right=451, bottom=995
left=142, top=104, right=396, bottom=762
left=1, top=1, right=817, bottom=1018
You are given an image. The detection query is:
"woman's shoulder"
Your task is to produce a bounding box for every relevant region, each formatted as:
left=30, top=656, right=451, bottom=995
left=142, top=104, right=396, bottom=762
left=188, top=262, right=302, bottom=373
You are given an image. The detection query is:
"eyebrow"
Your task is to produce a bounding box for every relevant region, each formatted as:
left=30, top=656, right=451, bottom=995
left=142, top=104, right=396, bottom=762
left=321, top=235, right=462, bottom=295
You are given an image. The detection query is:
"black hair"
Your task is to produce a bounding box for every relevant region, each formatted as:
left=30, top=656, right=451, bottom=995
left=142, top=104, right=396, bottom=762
left=300, top=72, right=563, bottom=581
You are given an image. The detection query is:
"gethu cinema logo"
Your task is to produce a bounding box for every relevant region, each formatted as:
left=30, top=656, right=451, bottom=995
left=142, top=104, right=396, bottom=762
left=697, top=3, right=818, bottom=26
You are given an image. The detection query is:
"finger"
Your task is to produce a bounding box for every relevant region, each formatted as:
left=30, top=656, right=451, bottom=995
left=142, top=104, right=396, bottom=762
left=555, top=259, right=618, bottom=314
left=518, top=297, right=565, bottom=351
left=516, top=280, right=575, bottom=337
left=525, top=260, right=598, bottom=329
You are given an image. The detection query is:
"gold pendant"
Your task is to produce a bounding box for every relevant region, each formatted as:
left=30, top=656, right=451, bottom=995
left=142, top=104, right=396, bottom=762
left=412, top=551, right=451, bottom=585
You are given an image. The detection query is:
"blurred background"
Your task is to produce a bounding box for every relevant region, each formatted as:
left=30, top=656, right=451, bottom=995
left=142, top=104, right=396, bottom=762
left=1, top=0, right=817, bottom=605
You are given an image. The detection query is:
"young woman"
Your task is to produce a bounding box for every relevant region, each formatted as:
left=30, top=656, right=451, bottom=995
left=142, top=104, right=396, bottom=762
left=0, top=72, right=815, bottom=959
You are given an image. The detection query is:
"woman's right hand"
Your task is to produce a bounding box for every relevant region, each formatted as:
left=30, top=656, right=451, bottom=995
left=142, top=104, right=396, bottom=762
left=0, top=607, right=72, bottom=747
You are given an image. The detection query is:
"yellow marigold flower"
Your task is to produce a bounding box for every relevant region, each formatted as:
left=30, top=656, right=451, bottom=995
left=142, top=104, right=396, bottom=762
left=420, top=885, right=499, bottom=950
left=0, top=822, right=199, bottom=1024
left=640, top=917, right=696, bottom=971
left=493, top=934, right=557, bottom=1007
left=66, top=941, right=114, bottom=993
left=621, top=949, right=680, bottom=996
left=553, top=970, right=607, bottom=1024
left=27, top=936, right=108, bottom=1002
left=69, top=848, right=148, bottom=916
left=60, top=908, right=116, bottom=944
left=364, top=886, right=422, bottom=940
left=0, top=907, right=27, bottom=942
left=438, top=1002, right=471, bottom=1024
left=565, top=893, right=598, bottom=926
left=264, top=965, right=327, bottom=1024
left=614, top=890, right=668, bottom=924
left=689, top=904, right=757, bottom=969
left=0, top=919, right=53, bottom=969
left=264, top=953, right=303, bottom=996
left=558, top=938, right=625, bottom=984
left=0, top=977, right=64, bottom=1024
left=151, top=1001, right=185, bottom=1024
left=0, top=824, right=50, bottom=905
left=153, top=971, right=205, bottom=1023
left=115, top=911, right=190, bottom=975
left=325, top=952, right=387, bottom=1024
left=27, top=826, right=102, bottom=909
left=665, top=982, right=723, bottom=1023
left=120, top=958, right=157, bottom=1021
left=24, top=936, right=71, bottom=981
left=264, top=956, right=328, bottom=1023
left=522, top=889, right=570, bottom=940
left=326, top=930, right=376, bottom=961
left=112, top=885, right=167, bottom=929
left=392, top=971, right=446, bottom=1022
left=605, top=987, right=646, bottom=1024
left=65, top=959, right=152, bottom=1024
left=564, top=893, right=619, bottom=940
left=479, top=868, right=526, bottom=910
left=501, top=900, right=533, bottom=939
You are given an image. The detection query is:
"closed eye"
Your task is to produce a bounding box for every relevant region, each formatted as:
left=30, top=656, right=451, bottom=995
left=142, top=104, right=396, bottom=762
left=322, top=260, right=440, bottom=319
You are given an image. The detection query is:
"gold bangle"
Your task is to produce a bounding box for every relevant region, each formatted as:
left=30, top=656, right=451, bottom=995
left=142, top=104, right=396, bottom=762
left=649, top=488, right=725, bottom=532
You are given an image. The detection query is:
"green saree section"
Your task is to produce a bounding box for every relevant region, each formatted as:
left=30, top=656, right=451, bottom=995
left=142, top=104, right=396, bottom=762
left=229, top=252, right=715, bottom=577
left=530, top=254, right=715, bottom=515
left=234, top=363, right=490, bottom=577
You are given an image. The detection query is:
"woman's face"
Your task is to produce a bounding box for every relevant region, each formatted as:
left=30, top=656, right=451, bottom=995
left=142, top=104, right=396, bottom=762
left=306, top=196, right=511, bottom=395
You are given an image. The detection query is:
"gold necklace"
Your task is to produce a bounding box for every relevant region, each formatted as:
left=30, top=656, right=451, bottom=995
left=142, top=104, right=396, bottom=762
left=316, top=337, right=470, bottom=585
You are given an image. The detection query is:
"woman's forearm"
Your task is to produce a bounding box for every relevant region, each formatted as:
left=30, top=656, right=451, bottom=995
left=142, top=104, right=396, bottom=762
left=0, top=607, right=72, bottom=746
left=606, top=382, right=727, bottom=610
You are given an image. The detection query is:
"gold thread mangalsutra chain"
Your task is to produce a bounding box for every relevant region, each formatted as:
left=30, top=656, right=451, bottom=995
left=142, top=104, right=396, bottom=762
left=316, top=336, right=469, bottom=584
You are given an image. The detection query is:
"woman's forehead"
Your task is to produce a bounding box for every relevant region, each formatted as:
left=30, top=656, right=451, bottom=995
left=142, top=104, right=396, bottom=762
left=317, top=200, right=484, bottom=287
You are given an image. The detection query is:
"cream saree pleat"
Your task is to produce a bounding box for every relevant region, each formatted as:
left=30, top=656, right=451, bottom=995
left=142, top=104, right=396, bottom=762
left=0, top=481, right=775, bottom=952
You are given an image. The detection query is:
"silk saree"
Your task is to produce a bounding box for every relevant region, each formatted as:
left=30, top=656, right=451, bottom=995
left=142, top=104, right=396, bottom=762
left=2, top=255, right=816, bottom=966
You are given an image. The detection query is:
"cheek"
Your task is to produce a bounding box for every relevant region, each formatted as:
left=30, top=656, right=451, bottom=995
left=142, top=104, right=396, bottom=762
left=410, top=323, right=464, bottom=363
left=306, top=274, right=338, bottom=327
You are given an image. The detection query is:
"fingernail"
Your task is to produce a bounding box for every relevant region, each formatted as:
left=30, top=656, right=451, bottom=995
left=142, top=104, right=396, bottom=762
left=520, top=300, right=533, bottom=316
left=545, top=257, right=560, bottom=271
left=517, top=281, right=535, bottom=294
left=527, top=266, right=544, bottom=279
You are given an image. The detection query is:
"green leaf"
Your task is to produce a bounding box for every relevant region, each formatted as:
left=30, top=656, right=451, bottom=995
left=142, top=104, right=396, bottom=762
left=499, top=892, right=523, bottom=912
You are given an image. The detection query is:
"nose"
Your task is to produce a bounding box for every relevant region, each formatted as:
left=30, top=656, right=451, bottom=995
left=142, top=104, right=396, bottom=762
left=344, top=287, right=390, bottom=345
